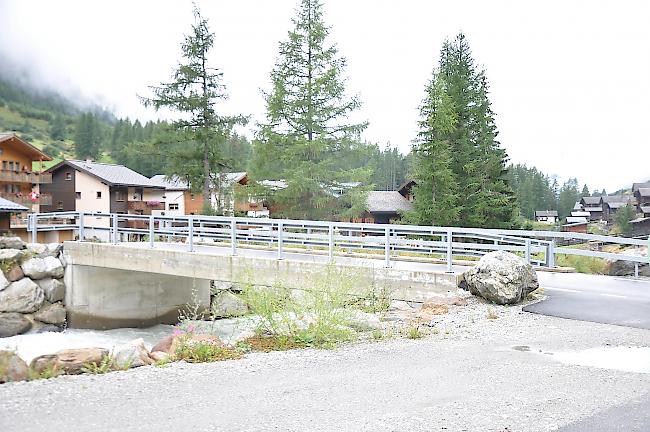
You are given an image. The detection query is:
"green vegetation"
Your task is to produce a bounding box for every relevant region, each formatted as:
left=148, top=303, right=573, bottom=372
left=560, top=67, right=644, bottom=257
left=172, top=335, right=243, bottom=363
left=405, top=325, right=424, bottom=339
left=614, top=204, right=636, bottom=235
left=251, top=0, right=370, bottom=220
left=81, top=355, right=116, bottom=374
left=556, top=254, right=608, bottom=275
left=409, top=33, right=517, bottom=228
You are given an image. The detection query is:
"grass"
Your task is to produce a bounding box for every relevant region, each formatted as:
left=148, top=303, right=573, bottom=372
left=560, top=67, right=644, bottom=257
left=242, top=335, right=308, bottom=352
left=172, top=335, right=243, bottom=363
left=82, top=356, right=115, bottom=374
left=555, top=254, right=608, bottom=275
left=28, top=363, right=63, bottom=381
left=405, top=325, right=424, bottom=339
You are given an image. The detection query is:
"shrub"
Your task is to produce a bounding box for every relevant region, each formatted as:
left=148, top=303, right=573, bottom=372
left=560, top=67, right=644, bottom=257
left=172, top=335, right=243, bottom=363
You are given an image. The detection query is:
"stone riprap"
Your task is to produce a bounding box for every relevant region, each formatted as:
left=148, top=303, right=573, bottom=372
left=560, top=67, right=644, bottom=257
left=463, top=250, right=539, bottom=305
left=0, top=237, right=67, bottom=338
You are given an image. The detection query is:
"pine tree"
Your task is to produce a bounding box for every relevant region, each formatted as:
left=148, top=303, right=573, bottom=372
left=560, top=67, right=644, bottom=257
left=50, top=113, right=66, bottom=141
left=614, top=203, right=636, bottom=235
left=74, top=112, right=101, bottom=160
left=558, top=178, right=580, bottom=218
left=253, top=0, right=369, bottom=220
left=142, top=6, right=247, bottom=214
left=581, top=185, right=590, bottom=196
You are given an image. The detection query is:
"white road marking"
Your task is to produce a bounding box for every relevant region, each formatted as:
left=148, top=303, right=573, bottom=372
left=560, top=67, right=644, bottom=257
left=544, top=287, right=582, bottom=294
left=599, top=293, right=630, bottom=299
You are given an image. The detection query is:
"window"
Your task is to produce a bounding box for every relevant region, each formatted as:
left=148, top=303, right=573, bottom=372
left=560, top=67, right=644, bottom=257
left=169, top=203, right=179, bottom=210
left=96, top=191, right=102, bottom=199
left=8, top=162, right=14, bottom=171
left=76, top=192, right=81, bottom=199
left=14, top=162, right=20, bottom=172
left=1, top=161, right=6, bottom=171
left=65, top=172, right=72, bottom=181
left=57, top=201, right=63, bottom=210
left=115, top=189, right=126, bottom=202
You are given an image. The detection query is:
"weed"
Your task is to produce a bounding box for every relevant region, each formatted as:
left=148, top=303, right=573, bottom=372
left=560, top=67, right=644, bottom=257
left=28, top=363, right=62, bottom=381
left=486, top=308, right=499, bottom=320
left=371, top=329, right=385, bottom=340
left=81, top=355, right=114, bottom=374
left=243, top=335, right=308, bottom=352
left=154, top=358, right=171, bottom=368
left=173, top=335, right=243, bottom=363
left=405, top=325, right=424, bottom=339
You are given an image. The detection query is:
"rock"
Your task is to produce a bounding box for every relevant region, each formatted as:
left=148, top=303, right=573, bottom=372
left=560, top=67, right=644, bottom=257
left=30, top=347, right=109, bottom=375
left=112, top=338, right=154, bottom=369
left=608, top=260, right=650, bottom=277
left=21, top=256, right=64, bottom=280
left=0, top=278, right=44, bottom=313
left=26, top=243, right=47, bottom=255
left=343, top=309, right=383, bottom=331
left=151, top=334, right=176, bottom=354
left=170, top=334, right=225, bottom=356
left=5, top=265, right=24, bottom=282
left=388, top=300, right=413, bottom=312
left=212, top=280, right=234, bottom=291
left=464, top=251, right=539, bottom=305
left=0, top=271, right=8, bottom=292
left=34, top=324, right=63, bottom=334
left=211, top=291, right=248, bottom=318
left=0, top=350, right=29, bottom=382
left=40, top=243, right=62, bottom=258
left=0, top=249, right=23, bottom=262
left=149, top=351, right=170, bottom=362
left=0, top=237, right=25, bottom=250
left=36, top=278, right=65, bottom=303
left=0, top=312, right=32, bottom=337
left=34, top=302, right=66, bottom=325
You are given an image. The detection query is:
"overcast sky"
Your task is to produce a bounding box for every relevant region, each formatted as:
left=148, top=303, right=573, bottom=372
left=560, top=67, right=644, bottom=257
left=1, top=0, right=648, bottom=192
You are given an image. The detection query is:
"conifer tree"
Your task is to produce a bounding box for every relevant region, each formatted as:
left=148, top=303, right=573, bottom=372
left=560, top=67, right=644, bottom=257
left=253, top=0, right=369, bottom=220
left=410, top=33, right=516, bottom=228
left=74, top=112, right=101, bottom=160
left=142, top=6, right=247, bottom=214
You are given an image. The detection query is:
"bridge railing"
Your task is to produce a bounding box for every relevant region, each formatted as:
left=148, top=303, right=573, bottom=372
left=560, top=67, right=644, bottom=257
left=27, top=212, right=648, bottom=274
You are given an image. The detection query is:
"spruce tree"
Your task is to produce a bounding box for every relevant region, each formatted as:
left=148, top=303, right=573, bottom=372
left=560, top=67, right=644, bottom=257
left=74, top=112, right=101, bottom=160
left=142, top=6, right=247, bottom=214
left=410, top=33, right=516, bottom=228
left=253, top=0, right=369, bottom=220
left=409, top=73, right=460, bottom=226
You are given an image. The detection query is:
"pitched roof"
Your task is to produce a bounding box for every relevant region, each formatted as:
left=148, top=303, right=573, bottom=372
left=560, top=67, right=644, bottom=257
left=51, top=160, right=162, bottom=188
left=580, top=196, right=601, bottom=206
left=571, top=211, right=591, bottom=217
left=535, top=210, right=558, bottom=217
left=632, top=182, right=650, bottom=193
left=601, top=195, right=628, bottom=204
left=573, top=201, right=583, bottom=210
left=640, top=205, right=650, bottom=214
left=585, top=206, right=603, bottom=212
left=605, top=201, right=629, bottom=209
left=0, top=196, right=28, bottom=212
left=367, top=191, right=413, bottom=213
left=150, top=172, right=248, bottom=191
left=0, top=132, right=52, bottom=161
left=637, top=188, right=650, bottom=198
left=566, top=216, right=588, bottom=224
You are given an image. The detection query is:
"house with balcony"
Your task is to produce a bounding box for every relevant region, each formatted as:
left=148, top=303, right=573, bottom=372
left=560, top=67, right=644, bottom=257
left=0, top=133, right=53, bottom=215
left=40, top=160, right=165, bottom=239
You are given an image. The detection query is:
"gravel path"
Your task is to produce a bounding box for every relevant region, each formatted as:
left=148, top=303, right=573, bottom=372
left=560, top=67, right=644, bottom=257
left=1, top=298, right=649, bottom=432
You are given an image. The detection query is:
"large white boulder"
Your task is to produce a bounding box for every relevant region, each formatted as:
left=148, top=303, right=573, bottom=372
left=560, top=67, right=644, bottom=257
left=211, top=291, right=249, bottom=318
left=36, top=278, right=66, bottom=303
left=463, top=251, right=539, bottom=305
left=0, top=237, right=25, bottom=250
left=0, top=272, right=8, bottom=292
left=0, top=278, right=45, bottom=313
left=34, top=302, right=66, bottom=325
left=20, top=256, right=64, bottom=280
left=0, top=249, right=24, bottom=261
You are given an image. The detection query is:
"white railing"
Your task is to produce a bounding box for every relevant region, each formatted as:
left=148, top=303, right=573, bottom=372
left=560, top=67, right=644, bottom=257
left=26, top=212, right=649, bottom=274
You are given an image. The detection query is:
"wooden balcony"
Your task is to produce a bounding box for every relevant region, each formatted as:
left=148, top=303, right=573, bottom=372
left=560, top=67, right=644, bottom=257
left=127, top=200, right=166, bottom=213
left=0, top=170, right=52, bottom=184
left=0, top=192, right=52, bottom=207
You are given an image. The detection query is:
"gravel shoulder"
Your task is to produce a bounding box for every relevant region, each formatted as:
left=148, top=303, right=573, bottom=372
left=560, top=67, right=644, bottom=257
left=1, top=296, right=649, bottom=432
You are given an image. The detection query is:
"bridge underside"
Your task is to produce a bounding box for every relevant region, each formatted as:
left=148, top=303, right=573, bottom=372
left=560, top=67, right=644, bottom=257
left=63, top=241, right=464, bottom=329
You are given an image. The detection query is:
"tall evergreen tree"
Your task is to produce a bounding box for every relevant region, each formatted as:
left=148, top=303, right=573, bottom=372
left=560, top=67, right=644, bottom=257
left=410, top=33, right=516, bottom=228
left=142, top=6, right=247, bottom=214
left=557, top=178, right=580, bottom=218
left=409, top=73, right=460, bottom=226
left=50, top=113, right=66, bottom=141
left=74, top=112, right=101, bottom=160
left=581, top=184, right=590, bottom=197
left=253, top=0, right=369, bottom=220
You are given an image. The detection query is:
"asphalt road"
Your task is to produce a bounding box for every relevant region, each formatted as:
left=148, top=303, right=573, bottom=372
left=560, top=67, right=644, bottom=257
left=524, top=272, right=650, bottom=330
left=558, top=391, right=650, bottom=432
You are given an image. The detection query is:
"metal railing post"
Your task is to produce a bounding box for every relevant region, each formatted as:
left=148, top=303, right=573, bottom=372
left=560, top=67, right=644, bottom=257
left=78, top=211, right=85, bottom=242
left=525, top=239, right=531, bottom=263
left=149, top=215, right=155, bottom=248
left=548, top=240, right=555, bottom=268
left=277, top=221, right=284, bottom=260
left=187, top=216, right=194, bottom=252
left=328, top=223, right=334, bottom=261
left=384, top=226, right=391, bottom=268
left=446, top=229, right=453, bottom=272
left=230, top=219, right=237, bottom=256
left=198, top=221, right=204, bottom=243
left=29, top=214, right=37, bottom=244
left=112, top=213, right=118, bottom=244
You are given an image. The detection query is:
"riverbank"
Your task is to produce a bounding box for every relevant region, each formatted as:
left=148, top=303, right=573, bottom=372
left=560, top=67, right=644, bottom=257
left=1, top=297, right=649, bottom=432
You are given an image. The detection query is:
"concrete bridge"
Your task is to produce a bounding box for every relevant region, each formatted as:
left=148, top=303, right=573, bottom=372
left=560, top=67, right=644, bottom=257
left=27, top=211, right=647, bottom=329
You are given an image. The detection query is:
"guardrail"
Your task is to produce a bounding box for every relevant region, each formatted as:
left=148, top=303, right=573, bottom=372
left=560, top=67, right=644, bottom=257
left=26, top=212, right=649, bottom=275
